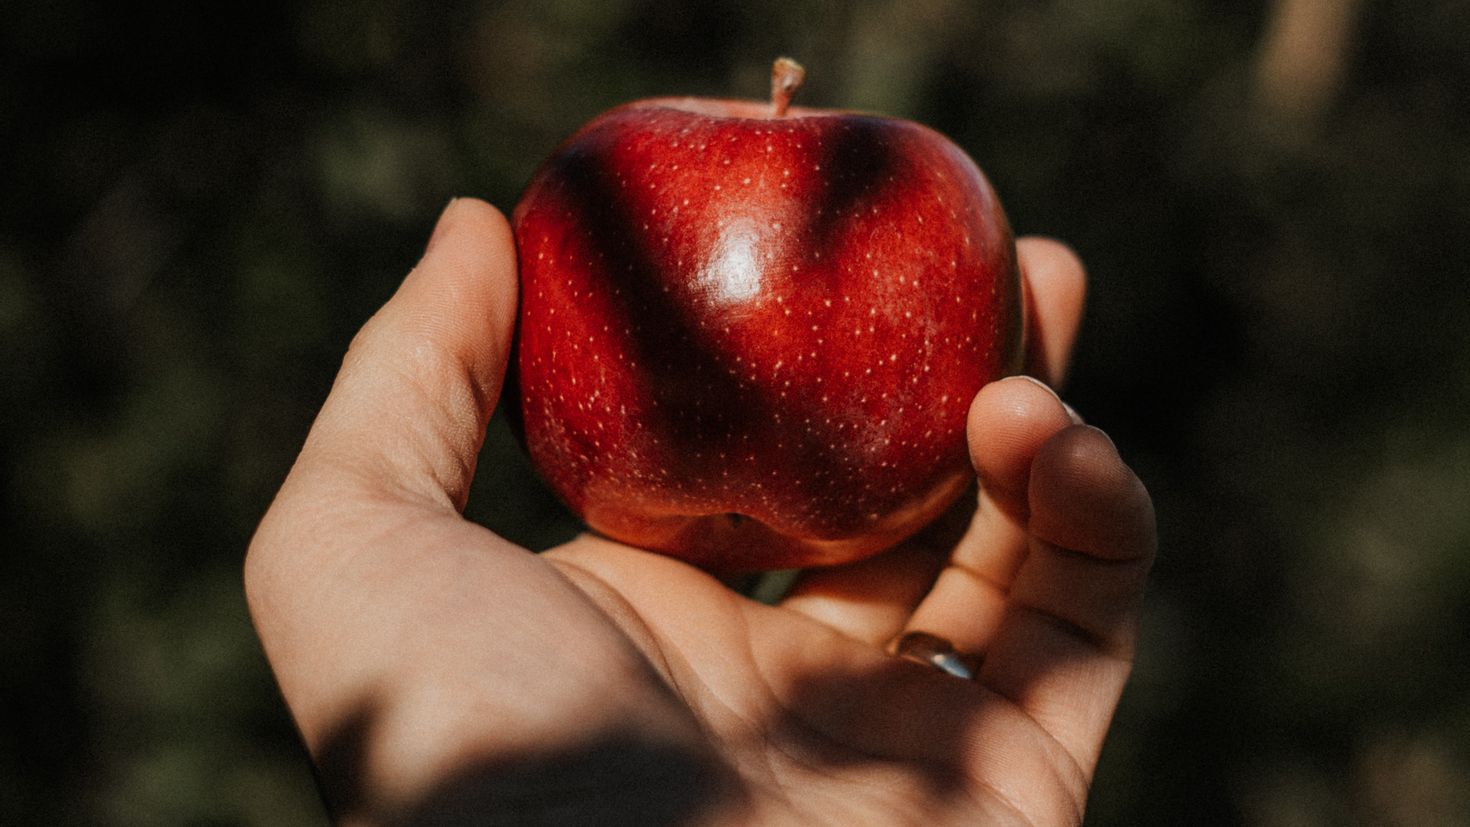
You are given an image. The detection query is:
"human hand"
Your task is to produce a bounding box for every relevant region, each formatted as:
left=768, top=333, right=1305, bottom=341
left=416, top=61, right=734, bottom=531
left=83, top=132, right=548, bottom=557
left=246, top=198, right=1155, bottom=826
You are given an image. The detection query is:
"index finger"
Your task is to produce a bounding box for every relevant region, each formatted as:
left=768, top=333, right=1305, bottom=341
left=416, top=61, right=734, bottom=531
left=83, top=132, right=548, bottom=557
left=1016, top=237, right=1086, bottom=388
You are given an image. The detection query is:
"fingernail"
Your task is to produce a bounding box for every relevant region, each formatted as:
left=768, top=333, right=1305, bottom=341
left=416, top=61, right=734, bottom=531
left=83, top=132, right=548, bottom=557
left=424, top=197, right=462, bottom=256
left=1062, top=401, right=1085, bottom=425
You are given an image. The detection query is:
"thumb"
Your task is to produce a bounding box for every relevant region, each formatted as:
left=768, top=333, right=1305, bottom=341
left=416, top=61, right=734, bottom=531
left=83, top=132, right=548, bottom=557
left=291, top=198, right=518, bottom=512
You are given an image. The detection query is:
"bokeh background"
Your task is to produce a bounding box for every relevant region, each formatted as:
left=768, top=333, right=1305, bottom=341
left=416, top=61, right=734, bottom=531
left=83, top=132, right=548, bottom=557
left=4, top=0, right=1469, bottom=823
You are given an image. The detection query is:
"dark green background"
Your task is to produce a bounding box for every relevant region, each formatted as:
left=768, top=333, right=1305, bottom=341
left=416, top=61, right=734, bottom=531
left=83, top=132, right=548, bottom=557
left=4, top=1, right=1468, bottom=823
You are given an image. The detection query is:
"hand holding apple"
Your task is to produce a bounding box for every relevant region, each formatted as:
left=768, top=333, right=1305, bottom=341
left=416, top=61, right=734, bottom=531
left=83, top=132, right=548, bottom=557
left=248, top=193, right=1155, bottom=824
left=512, top=59, right=1023, bottom=571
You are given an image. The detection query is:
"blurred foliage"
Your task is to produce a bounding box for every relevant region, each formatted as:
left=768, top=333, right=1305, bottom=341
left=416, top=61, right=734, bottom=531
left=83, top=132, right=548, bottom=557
left=3, top=0, right=1469, bottom=823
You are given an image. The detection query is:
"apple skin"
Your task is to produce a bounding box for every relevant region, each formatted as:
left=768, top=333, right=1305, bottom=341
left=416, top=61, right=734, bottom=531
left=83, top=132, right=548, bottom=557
left=511, top=96, right=1022, bottom=572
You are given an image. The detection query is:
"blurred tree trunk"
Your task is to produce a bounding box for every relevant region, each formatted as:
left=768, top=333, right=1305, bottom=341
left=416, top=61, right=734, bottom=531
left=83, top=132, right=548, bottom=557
left=1254, top=0, right=1364, bottom=129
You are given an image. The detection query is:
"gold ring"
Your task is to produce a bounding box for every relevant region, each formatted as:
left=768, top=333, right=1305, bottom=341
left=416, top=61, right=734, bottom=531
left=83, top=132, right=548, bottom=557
left=893, top=631, right=974, bottom=680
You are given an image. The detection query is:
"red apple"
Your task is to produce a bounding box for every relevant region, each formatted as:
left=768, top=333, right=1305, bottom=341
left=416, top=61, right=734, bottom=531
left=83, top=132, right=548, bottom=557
left=511, top=59, right=1022, bottom=572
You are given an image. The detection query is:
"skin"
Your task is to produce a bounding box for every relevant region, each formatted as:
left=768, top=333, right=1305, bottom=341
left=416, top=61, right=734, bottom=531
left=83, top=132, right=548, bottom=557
left=246, top=198, right=1155, bottom=826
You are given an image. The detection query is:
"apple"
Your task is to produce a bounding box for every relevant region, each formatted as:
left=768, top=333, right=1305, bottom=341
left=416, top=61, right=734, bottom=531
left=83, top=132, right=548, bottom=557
left=510, top=58, right=1022, bottom=572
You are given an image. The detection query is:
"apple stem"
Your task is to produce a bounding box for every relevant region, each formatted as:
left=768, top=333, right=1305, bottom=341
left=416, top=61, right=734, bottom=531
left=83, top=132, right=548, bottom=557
left=770, top=57, right=806, bottom=118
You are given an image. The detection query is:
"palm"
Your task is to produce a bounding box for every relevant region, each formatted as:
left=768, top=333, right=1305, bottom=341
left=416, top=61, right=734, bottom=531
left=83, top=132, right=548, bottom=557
left=542, top=533, right=1089, bottom=825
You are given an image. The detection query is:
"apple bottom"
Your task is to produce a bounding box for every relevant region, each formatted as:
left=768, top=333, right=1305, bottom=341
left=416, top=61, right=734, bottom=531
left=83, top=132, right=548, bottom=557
left=578, top=470, right=975, bottom=573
